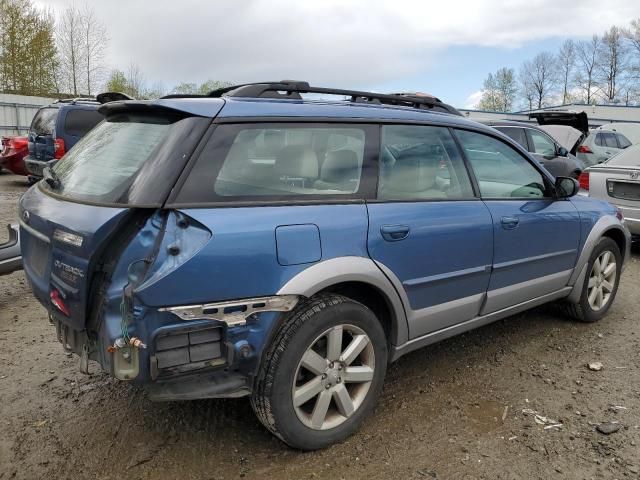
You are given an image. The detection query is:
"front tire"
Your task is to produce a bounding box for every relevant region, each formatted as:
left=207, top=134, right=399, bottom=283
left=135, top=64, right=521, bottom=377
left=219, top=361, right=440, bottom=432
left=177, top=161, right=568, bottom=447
left=566, top=237, right=622, bottom=322
left=251, top=294, right=387, bottom=450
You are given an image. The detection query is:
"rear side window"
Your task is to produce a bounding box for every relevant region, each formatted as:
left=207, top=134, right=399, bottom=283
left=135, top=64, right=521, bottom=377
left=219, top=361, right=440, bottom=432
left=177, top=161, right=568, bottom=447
left=495, top=127, right=528, bottom=150
left=30, top=107, right=58, bottom=135
left=378, top=125, right=474, bottom=200
left=616, top=134, right=631, bottom=149
left=175, top=124, right=373, bottom=203
left=602, top=132, right=618, bottom=148
left=64, top=109, right=104, bottom=137
left=455, top=129, right=548, bottom=199
left=594, top=133, right=603, bottom=146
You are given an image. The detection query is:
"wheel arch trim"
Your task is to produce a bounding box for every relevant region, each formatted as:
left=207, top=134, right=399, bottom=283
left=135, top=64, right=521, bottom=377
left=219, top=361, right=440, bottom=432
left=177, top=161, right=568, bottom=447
left=277, top=256, right=409, bottom=345
left=567, top=215, right=630, bottom=303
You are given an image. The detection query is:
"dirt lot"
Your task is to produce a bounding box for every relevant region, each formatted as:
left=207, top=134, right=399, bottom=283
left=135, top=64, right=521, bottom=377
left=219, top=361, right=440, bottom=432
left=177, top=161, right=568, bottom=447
left=1, top=171, right=639, bottom=480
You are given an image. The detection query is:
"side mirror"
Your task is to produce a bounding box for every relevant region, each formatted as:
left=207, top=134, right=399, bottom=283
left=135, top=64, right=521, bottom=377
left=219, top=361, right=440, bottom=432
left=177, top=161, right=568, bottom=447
left=555, top=176, right=579, bottom=198
left=557, top=146, right=569, bottom=157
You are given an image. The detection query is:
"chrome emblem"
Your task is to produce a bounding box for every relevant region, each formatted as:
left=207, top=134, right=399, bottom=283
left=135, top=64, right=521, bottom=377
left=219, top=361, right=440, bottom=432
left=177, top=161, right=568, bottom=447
left=53, top=229, right=84, bottom=247
left=22, top=210, right=30, bottom=223
left=630, top=171, right=639, bottom=180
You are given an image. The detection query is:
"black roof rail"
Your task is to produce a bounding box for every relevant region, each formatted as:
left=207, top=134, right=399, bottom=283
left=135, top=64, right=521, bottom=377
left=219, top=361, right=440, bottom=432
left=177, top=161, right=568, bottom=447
left=205, top=81, right=461, bottom=116
left=54, top=97, right=99, bottom=105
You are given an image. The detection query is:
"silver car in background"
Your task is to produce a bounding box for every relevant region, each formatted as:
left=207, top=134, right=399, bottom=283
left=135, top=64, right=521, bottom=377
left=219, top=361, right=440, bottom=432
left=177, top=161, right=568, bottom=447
left=579, top=144, right=640, bottom=238
left=577, top=129, right=633, bottom=167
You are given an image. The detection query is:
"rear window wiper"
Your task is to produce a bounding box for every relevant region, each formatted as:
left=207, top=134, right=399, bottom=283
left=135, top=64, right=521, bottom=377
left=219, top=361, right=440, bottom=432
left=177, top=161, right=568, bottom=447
left=43, top=166, right=62, bottom=190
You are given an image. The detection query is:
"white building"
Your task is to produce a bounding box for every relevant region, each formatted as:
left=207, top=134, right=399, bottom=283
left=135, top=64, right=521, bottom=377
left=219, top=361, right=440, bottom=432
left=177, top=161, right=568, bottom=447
left=459, top=103, right=640, bottom=129
left=0, top=93, right=56, bottom=137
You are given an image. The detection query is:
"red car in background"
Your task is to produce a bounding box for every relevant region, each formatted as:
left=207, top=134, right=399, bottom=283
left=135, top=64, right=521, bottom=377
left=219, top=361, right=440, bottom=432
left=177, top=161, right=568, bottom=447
left=0, top=136, right=29, bottom=176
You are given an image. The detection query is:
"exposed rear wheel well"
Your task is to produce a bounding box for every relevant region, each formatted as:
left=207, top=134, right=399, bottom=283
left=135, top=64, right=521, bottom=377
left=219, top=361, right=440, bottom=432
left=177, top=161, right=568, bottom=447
left=602, top=228, right=626, bottom=260
left=318, top=281, right=395, bottom=345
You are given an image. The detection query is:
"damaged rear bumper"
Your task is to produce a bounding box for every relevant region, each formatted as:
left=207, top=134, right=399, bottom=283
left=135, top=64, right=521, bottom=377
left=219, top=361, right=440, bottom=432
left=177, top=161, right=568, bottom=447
left=50, top=295, right=299, bottom=401
left=0, top=224, right=22, bottom=276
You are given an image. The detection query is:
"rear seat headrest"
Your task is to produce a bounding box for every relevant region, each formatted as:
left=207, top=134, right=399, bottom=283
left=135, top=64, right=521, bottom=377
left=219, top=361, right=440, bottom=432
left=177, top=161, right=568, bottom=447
left=385, top=154, right=439, bottom=192
left=275, top=145, right=319, bottom=179
left=321, top=150, right=359, bottom=183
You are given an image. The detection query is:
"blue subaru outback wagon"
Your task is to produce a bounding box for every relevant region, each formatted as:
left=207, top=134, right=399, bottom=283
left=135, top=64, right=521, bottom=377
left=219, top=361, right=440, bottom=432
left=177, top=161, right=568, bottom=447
left=19, top=81, right=631, bottom=450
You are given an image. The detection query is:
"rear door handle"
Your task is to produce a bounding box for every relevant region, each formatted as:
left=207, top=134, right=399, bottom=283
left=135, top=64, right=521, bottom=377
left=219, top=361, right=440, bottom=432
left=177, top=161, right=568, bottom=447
left=381, top=225, right=410, bottom=241
left=501, top=216, right=519, bottom=230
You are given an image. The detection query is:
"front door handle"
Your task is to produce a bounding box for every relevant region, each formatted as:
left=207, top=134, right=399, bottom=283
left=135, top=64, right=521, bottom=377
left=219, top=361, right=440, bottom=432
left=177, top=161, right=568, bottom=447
left=381, top=225, right=410, bottom=241
left=501, top=216, right=519, bottom=230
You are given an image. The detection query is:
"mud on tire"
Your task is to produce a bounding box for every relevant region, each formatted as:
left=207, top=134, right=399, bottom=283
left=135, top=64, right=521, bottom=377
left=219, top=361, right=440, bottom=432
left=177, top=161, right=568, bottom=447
left=251, top=293, right=387, bottom=450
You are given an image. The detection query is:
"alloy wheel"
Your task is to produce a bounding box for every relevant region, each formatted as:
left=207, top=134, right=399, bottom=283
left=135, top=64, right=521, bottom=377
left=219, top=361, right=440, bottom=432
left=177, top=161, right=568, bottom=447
left=292, top=324, right=375, bottom=430
left=587, top=250, right=617, bottom=311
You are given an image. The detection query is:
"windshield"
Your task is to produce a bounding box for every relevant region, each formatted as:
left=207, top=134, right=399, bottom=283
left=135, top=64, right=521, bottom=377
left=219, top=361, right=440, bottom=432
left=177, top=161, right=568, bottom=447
left=41, top=112, right=208, bottom=206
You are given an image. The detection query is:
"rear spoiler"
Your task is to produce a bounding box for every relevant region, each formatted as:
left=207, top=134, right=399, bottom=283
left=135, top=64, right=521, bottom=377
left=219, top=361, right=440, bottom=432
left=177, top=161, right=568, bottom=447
left=529, top=111, right=589, bottom=136
left=96, top=92, right=135, bottom=104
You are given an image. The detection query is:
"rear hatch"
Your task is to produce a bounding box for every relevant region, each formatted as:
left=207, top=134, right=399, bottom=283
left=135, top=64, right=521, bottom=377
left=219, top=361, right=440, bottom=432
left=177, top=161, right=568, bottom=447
left=19, top=102, right=216, bottom=331
left=27, top=106, right=59, bottom=163
left=529, top=111, right=589, bottom=136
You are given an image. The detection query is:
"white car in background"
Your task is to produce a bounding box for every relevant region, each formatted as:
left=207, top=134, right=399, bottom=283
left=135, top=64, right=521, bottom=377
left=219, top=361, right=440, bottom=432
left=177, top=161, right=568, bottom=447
left=579, top=143, right=640, bottom=238
left=577, top=129, right=633, bottom=167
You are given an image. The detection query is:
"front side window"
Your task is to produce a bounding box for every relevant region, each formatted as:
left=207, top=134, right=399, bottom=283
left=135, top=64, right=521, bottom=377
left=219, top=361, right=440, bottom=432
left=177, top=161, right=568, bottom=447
left=378, top=125, right=474, bottom=200
left=175, top=124, right=369, bottom=203
left=528, top=130, right=557, bottom=157
left=455, top=129, right=548, bottom=199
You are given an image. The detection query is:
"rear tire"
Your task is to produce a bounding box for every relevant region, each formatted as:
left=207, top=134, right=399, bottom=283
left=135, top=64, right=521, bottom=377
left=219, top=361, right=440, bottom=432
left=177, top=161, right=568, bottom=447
left=565, top=237, right=621, bottom=322
left=251, top=294, right=387, bottom=450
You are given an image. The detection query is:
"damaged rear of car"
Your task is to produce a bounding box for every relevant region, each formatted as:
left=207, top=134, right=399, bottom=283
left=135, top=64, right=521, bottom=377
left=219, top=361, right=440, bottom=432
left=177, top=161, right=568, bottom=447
left=18, top=99, right=251, bottom=390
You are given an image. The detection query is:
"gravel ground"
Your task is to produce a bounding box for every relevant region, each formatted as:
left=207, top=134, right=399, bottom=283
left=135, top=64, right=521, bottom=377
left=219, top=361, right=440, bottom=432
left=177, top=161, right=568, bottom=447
left=1, top=171, right=639, bottom=480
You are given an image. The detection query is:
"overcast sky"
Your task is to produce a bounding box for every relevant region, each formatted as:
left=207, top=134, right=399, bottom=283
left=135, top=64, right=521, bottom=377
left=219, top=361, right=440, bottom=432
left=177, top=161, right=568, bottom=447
left=34, top=0, right=640, bottom=108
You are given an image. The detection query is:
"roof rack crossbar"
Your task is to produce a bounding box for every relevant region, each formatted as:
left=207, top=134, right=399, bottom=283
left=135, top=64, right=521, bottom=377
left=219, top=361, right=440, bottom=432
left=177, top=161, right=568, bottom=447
left=206, top=81, right=456, bottom=112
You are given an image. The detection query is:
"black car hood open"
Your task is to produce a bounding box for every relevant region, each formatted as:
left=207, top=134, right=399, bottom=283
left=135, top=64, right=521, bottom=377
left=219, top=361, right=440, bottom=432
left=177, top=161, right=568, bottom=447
left=529, top=111, right=589, bottom=136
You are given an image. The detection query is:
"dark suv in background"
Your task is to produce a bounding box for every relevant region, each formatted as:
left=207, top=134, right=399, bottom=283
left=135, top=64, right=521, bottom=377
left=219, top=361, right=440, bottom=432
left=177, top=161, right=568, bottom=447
left=480, top=120, right=584, bottom=179
left=24, top=98, right=104, bottom=180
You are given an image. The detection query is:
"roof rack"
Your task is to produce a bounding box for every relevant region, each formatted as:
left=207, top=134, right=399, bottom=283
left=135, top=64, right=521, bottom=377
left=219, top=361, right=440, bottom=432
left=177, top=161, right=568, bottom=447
left=202, top=81, right=461, bottom=116
left=54, top=97, right=99, bottom=105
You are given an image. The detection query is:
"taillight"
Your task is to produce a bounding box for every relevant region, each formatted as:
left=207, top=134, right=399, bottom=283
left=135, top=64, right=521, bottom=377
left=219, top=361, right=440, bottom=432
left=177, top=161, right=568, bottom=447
left=50, top=289, right=70, bottom=316
left=10, top=137, right=28, bottom=149
left=578, top=172, right=590, bottom=191
left=54, top=138, right=65, bottom=159
left=577, top=145, right=593, bottom=154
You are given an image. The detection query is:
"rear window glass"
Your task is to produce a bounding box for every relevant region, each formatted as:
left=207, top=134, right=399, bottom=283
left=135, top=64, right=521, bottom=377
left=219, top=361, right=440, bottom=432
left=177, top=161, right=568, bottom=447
left=44, top=114, right=175, bottom=203
left=175, top=124, right=369, bottom=203
left=30, top=107, right=58, bottom=135
left=495, top=127, right=528, bottom=150
left=64, top=109, right=104, bottom=137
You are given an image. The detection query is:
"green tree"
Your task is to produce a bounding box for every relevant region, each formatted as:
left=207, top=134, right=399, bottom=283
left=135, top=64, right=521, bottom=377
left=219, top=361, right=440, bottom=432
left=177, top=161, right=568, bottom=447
left=0, top=0, right=58, bottom=95
left=477, top=67, right=517, bottom=112
left=104, top=69, right=128, bottom=92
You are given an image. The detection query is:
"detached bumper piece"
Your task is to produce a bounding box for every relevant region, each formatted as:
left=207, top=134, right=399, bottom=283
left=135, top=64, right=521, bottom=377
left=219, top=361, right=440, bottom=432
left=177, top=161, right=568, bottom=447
left=0, top=224, right=22, bottom=276
left=150, top=326, right=225, bottom=379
